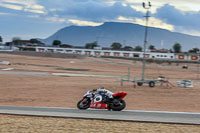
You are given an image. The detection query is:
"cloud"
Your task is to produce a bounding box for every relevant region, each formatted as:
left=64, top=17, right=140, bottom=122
left=154, top=4, right=200, bottom=31
left=117, top=16, right=174, bottom=31
left=68, top=19, right=103, bottom=26
left=1, top=0, right=200, bottom=41
left=26, top=14, right=40, bottom=18
left=176, top=29, right=200, bottom=37
left=0, top=0, right=46, bottom=14
left=45, top=16, right=68, bottom=23
left=53, top=1, right=143, bottom=23
left=0, top=3, right=23, bottom=10
left=0, top=12, right=13, bottom=15
left=161, top=0, right=200, bottom=12
left=0, top=12, right=64, bottom=41
left=24, top=8, right=46, bottom=14
left=125, top=0, right=200, bottom=13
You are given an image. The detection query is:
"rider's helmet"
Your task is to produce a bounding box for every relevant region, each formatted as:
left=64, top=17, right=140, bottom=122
left=98, top=87, right=107, bottom=93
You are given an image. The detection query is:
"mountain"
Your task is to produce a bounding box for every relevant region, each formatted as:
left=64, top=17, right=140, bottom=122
left=41, top=22, right=200, bottom=51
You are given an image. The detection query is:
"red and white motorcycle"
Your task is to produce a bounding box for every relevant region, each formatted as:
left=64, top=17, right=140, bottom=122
left=77, top=90, right=127, bottom=111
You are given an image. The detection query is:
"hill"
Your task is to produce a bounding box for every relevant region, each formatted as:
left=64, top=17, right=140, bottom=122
left=41, top=22, right=200, bottom=51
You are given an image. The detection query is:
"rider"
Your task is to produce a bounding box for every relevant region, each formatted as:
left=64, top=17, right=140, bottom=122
left=93, top=87, right=114, bottom=99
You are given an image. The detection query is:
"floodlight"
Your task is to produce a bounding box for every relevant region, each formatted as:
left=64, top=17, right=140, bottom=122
left=142, top=2, right=145, bottom=8
left=148, top=2, right=151, bottom=7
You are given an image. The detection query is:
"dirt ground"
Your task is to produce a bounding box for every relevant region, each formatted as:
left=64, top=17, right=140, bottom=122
left=0, top=53, right=200, bottom=112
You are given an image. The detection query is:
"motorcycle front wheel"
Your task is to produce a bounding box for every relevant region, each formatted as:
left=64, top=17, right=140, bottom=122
left=77, top=98, right=91, bottom=110
left=110, top=99, right=126, bottom=111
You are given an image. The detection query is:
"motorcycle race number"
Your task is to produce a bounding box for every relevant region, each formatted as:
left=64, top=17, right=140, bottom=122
left=90, top=95, right=108, bottom=109
left=93, top=95, right=102, bottom=103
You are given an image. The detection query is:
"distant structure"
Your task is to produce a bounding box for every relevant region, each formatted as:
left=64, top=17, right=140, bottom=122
left=5, top=40, right=44, bottom=47
left=35, top=46, right=200, bottom=62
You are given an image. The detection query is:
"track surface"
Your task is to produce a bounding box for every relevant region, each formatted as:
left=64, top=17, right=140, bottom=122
left=0, top=106, right=200, bottom=125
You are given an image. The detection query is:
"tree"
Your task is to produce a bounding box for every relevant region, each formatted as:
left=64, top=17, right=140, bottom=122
left=85, top=41, right=98, bottom=49
left=173, top=43, right=181, bottom=53
left=52, top=40, right=61, bottom=47
left=5, top=42, right=10, bottom=46
left=188, top=48, right=200, bottom=53
left=0, top=36, right=2, bottom=43
left=111, top=42, right=122, bottom=50
left=124, top=46, right=133, bottom=51
left=30, top=39, right=41, bottom=44
left=134, top=45, right=142, bottom=51
left=149, top=45, right=155, bottom=50
left=12, top=37, right=21, bottom=45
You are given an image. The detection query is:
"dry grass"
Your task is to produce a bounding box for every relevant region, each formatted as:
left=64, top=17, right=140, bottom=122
left=0, top=115, right=200, bottom=133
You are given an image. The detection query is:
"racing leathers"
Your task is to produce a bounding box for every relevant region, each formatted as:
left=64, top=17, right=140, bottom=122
left=94, top=88, right=114, bottom=99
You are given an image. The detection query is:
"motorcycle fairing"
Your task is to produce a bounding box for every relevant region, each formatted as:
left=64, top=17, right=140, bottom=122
left=112, top=92, right=127, bottom=99
left=90, top=101, right=108, bottom=109
left=90, top=94, right=108, bottom=109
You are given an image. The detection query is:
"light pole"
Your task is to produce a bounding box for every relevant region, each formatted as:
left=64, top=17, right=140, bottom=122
left=141, top=1, right=151, bottom=81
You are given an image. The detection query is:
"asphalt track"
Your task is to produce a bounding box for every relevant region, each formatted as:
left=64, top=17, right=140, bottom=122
left=0, top=106, right=200, bottom=125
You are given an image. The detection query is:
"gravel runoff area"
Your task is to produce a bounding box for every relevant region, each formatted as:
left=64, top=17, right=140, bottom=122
left=0, top=115, right=200, bottom=133
left=1, top=53, right=200, bottom=112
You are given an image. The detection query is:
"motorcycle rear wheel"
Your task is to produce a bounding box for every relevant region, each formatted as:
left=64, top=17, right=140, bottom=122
left=77, top=99, right=91, bottom=110
left=110, top=99, right=126, bottom=111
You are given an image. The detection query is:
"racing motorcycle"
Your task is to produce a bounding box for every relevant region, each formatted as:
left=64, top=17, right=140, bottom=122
left=77, top=90, right=127, bottom=111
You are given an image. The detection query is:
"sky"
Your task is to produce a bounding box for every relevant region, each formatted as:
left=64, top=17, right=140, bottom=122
left=1, top=0, right=200, bottom=42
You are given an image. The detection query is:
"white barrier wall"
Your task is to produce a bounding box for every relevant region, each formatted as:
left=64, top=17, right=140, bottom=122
left=35, top=47, right=199, bottom=61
